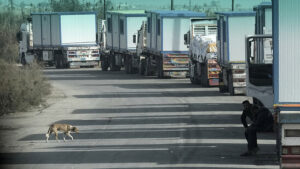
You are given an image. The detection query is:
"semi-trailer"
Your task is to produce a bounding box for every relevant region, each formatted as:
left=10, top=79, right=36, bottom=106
left=184, top=17, right=220, bottom=86
left=216, top=11, right=256, bottom=95
left=102, top=10, right=147, bottom=72
left=18, top=12, right=100, bottom=68
left=141, top=10, right=206, bottom=78
left=246, top=0, right=300, bottom=167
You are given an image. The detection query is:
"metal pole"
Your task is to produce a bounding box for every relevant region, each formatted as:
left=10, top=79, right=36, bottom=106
left=232, top=0, right=234, bottom=11
left=171, top=0, right=174, bottom=10
left=103, top=0, right=106, bottom=19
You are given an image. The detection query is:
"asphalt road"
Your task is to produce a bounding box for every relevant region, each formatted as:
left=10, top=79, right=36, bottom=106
left=0, top=68, right=279, bottom=169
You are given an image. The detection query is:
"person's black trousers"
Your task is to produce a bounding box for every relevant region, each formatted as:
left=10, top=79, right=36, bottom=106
left=245, top=126, right=258, bottom=151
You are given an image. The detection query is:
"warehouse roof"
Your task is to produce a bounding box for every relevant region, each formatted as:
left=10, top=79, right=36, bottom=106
left=215, top=11, right=256, bottom=17
left=146, top=10, right=206, bottom=17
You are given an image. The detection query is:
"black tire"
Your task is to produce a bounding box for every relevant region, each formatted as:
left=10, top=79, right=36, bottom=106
left=189, top=62, right=201, bottom=84
left=157, top=56, right=164, bottom=78
left=21, top=53, right=26, bottom=65
left=201, top=63, right=209, bottom=87
left=139, top=59, right=146, bottom=75
left=109, top=54, right=121, bottom=71
left=218, top=71, right=228, bottom=93
left=124, top=55, right=133, bottom=74
left=144, top=57, right=152, bottom=76
left=101, top=58, right=109, bottom=71
left=228, top=72, right=235, bottom=96
left=55, top=54, right=61, bottom=69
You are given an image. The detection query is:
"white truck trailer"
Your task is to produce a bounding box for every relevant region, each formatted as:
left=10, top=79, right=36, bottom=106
left=18, top=12, right=100, bottom=68
left=102, top=10, right=146, bottom=71
left=216, top=11, right=256, bottom=95
left=246, top=0, right=300, bottom=167
left=140, top=10, right=206, bottom=78
left=184, top=17, right=220, bottom=86
left=273, top=0, right=300, bottom=168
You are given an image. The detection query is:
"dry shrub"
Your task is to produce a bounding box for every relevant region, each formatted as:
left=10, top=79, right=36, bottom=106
left=0, top=11, right=22, bottom=62
left=0, top=60, right=51, bottom=115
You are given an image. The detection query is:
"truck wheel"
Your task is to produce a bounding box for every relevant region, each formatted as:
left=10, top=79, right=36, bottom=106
left=21, top=53, right=26, bottom=65
left=201, top=63, right=209, bottom=87
left=228, top=72, right=235, bottom=96
left=139, top=59, right=146, bottom=75
left=190, top=63, right=200, bottom=84
left=110, top=55, right=121, bottom=71
left=101, top=59, right=108, bottom=71
left=55, top=55, right=61, bottom=69
left=144, top=57, right=152, bottom=76
left=157, top=56, right=164, bottom=78
left=218, top=72, right=227, bottom=93
left=125, top=56, right=133, bottom=74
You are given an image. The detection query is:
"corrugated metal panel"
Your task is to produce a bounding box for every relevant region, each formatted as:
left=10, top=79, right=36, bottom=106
left=32, top=15, right=42, bottom=46
left=146, top=14, right=151, bottom=50
left=60, top=14, right=96, bottom=45
left=41, top=15, right=51, bottom=46
left=106, top=14, right=112, bottom=48
left=228, top=16, right=255, bottom=62
left=278, top=0, right=300, bottom=103
left=126, top=17, right=146, bottom=50
left=157, top=17, right=161, bottom=51
left=51, top=14, right=60, bottom=46
left=162, top=17, right=190, bottom=52
left=151, top=13, right=157, bottom=50
left=119, top=16, right=126, bottom=50
left=112, top=14, right=119, bottom=49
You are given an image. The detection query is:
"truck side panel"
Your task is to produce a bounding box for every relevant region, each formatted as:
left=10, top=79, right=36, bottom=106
left=119, top=15, right=126, bottom=50
left=146, top=14, right=151, bottom=50
left=41, top=15, right=51, bottom=46
left=106, top=14, right=112, bottom=49
left=112, top=14, right=119, bottom=50
left=32, top=15, right=42, bottom=46
left=60, top=14, right=97, bottom=46
left=151, top=13, right=157, bottom=51
left=228, top=16, right=255, bottom=63
left=276, top=0, right=300, bottom=103
left=162, top=18, right=190, bottom=52
left=51, top=15, right=60, bottom=46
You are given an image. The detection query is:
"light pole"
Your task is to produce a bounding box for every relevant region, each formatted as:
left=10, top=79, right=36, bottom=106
left=232, top=0, right=234, bottom=11
left=103, top=0, right=106, bottom=19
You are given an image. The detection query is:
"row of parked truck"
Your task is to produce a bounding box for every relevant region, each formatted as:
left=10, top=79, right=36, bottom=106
left=18, top=0, right=299, bottom=168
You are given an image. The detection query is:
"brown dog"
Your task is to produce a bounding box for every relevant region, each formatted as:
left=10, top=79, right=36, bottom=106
left=45, top=124, right=79, bottom=142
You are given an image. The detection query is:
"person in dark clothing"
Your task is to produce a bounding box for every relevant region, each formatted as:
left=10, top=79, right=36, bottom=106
left=241, top=106, right=274, bottom=156
left=241, top=100, right=254, bottom=129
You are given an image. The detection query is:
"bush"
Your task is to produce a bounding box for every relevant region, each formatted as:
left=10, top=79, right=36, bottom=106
left=0, top=11, right=22, bottom=62
left=0, top=60, right=51, bottom=115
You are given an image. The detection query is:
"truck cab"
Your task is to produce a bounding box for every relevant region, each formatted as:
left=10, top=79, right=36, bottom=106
left=18, top=20, right=35, bottom=64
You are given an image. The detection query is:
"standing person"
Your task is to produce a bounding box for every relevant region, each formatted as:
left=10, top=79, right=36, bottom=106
left=240, top=106, right=274, bottom=156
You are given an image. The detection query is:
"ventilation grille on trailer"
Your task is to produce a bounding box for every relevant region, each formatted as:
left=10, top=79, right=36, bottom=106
left=193, top=25, right=217, bottom=36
